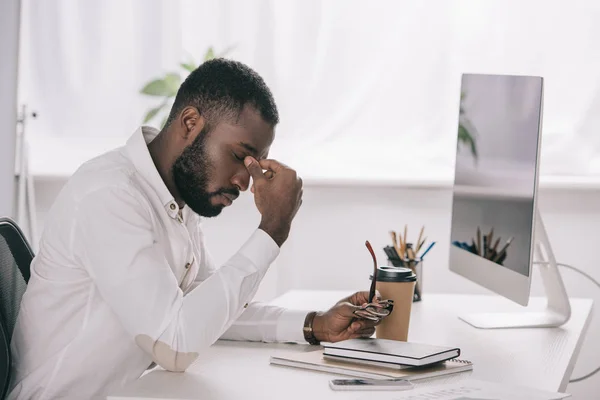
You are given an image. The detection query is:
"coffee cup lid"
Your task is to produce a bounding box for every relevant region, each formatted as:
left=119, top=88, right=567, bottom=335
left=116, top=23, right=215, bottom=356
left=370, top=266, right=417, bottom=282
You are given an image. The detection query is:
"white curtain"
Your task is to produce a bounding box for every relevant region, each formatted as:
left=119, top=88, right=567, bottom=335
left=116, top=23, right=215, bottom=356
left=19, top=0, right=600, bottom=179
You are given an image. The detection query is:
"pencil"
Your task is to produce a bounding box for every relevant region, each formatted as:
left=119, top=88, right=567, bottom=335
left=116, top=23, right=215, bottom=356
left=483, top=235, right=488, bottom=258
left=390, top=231, right=402, bottom=261
left=406, top=244, right=416, bottom=261
left=476, top=227, right=482, bottom=256
left=403, top=225, right=407, bottom=255
left=493, top=236, right=514, bottom=262
left=419, top=242, right=436, bottom=259
left=417, top=236, right=427, bottom=253
left=491, top=237, right=500, bottom=253
left=488, top=237, right=500, bottom=261
left=397, top=232, right=404, bottom=258
left=416, top=226, right=424, bottom=253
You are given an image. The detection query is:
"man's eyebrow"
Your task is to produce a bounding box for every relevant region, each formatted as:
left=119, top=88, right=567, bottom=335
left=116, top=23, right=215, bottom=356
left=239, top=142, right=258, bottom=155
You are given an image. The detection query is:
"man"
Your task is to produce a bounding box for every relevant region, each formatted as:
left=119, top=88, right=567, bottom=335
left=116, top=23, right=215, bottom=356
left=7, top=59, right=385, bottom=399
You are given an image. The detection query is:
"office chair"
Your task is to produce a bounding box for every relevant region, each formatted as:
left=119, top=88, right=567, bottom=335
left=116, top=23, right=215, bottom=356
left=0, top=218, right=34, bottom=399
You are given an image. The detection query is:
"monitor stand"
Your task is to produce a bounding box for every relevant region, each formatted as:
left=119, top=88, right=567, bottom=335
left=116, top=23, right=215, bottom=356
left=459, top=210, right=571, bottom=329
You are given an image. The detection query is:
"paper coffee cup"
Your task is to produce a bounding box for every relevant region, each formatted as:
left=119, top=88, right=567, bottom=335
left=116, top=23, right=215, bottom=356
left=370, top=266, right=417, bottom=341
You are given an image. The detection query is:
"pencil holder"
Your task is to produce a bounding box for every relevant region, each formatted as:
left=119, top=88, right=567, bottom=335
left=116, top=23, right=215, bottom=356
left=387, top=258, right=423, bottom=302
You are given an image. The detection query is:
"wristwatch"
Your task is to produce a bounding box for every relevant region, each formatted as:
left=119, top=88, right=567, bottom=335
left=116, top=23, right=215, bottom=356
left=303, top=311, right=321, bottom=345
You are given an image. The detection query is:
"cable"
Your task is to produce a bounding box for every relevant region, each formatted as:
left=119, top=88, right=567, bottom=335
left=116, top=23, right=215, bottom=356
left=558, top=263, right=600, bottom=383
left=534, top=261, right=600, bottom=383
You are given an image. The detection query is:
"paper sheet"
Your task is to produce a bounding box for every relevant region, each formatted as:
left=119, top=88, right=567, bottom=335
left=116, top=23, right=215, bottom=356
left=354, top=379, right=570, bottom=400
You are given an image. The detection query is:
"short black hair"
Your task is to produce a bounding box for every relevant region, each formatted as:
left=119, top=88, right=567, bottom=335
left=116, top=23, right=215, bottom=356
left=166, top=58, right=279, bottom=128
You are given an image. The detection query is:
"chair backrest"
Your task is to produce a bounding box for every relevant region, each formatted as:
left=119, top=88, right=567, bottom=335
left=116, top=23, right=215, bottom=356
left=0, top=218, right=34, bottom=399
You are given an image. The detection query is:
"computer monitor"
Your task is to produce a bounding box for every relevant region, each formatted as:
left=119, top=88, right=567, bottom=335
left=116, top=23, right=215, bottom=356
left=448, top=73, right=571, bottom=329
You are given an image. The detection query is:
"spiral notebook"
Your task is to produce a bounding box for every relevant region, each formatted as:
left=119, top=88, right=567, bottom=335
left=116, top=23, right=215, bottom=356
left=269, top=349, right=473, bottom=381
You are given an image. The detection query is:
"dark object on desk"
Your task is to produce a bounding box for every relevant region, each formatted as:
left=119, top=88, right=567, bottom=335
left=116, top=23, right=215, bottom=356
left=354, top=300, right=394, bottom=321
left=0, top=217, right=34, bottom=400
left=322, top=338, right=461, bottom=368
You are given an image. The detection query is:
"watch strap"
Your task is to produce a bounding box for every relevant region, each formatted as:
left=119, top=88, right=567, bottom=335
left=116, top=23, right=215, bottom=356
left=303, top=311, right=321, bottom=345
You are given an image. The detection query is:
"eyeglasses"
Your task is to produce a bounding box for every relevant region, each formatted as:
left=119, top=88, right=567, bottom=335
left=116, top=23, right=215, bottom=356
left=352, top=240, right=394, bottom=321
left=353, top=300, right=394, bottom=321
left=366, top=240, right=377, bottom=303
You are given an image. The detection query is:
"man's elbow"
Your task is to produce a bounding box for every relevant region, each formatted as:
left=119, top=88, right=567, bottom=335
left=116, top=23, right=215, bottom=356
left=135, top=334, right=199, bottom=372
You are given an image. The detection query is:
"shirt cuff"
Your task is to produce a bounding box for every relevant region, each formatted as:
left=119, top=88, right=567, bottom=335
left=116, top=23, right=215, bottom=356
left=238, top=229, right=281, bottom=273
left=275, top=308, right=311, bottom=343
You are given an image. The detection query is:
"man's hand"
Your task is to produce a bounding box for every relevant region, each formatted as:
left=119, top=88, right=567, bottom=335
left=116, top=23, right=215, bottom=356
left=311, top=290, right=385, bottom=343
left=245, top=157, right=303, bottom=247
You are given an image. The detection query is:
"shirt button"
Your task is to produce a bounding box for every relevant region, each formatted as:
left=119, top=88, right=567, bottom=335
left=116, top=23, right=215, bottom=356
left=244, top=303, right=249, bottom=308
left=185, top=263, right=191, bottom=269
left=170, top=203, right=176, bottom=210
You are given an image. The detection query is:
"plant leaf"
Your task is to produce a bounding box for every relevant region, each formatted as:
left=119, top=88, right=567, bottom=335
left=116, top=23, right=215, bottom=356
left=143, top=104, right=165, bottom=123
left=141, top=73, right=181, bottom=97
left=458, top=124, right=477, bottom=159
left=180, top=62, right=197, bottom=72
left=457, top=124, right=468, bottom=141
left=141, top=79, right=171, bottom=96
left=204, top=47, right=215, bottom=61
left=163, top=73, right=181, bottom=97
left=470, top=138, right=478, bottom=159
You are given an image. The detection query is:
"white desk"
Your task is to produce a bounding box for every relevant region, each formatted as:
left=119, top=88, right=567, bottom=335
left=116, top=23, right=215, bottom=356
left=107, top=291, right=593, bottom=400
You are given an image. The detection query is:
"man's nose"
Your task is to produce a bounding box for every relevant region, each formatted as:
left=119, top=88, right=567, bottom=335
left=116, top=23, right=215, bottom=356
left=231, top=170, right=250, bottom=192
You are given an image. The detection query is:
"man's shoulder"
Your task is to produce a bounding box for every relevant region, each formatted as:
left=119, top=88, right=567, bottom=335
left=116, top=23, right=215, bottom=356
left=63, top=148, right=147, bottom=204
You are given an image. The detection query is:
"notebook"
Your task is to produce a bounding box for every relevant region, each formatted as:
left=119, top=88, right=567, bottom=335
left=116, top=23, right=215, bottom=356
left=322, top=338, right=460, bottom=367
left=269, top=349, right=472, bottom=381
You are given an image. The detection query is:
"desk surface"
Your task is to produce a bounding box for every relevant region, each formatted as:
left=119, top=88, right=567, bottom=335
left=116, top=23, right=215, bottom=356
left=107, top=291, right=593, bottom=400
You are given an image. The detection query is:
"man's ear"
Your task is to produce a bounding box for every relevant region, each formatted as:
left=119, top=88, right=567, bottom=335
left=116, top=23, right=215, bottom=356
left=180, top=106, right=205, bottom=142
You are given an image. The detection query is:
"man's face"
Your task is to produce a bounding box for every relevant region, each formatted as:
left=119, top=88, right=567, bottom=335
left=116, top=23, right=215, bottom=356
left=172, top=106, right=274, bottom=217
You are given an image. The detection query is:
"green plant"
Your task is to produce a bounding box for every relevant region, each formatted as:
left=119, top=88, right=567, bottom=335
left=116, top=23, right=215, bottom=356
left=457, top=91, right=478, bottom=160
left=140, top=46, right=232, bottom=129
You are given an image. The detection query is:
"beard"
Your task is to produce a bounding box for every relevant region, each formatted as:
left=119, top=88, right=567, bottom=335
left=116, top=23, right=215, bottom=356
left=172, top=129, right=239, bottom=218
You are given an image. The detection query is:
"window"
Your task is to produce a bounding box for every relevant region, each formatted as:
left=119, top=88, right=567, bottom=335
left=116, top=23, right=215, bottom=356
left=19, top=0, right=600, bottom=182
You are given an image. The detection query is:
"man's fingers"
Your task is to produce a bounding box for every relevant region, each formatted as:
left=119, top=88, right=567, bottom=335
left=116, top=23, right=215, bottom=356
left=355, top=327, right=376, bottom=338
left=350, top=318, right=379, bottom=332
left=244, top=157, right=267, bottom=181
left=258, top=159, right=287, bottom=173
left=348, top=323, right=376, bottom=339
left=341, top=303, right=364, bottom=319
left=349, top=321, right=362, bottom=332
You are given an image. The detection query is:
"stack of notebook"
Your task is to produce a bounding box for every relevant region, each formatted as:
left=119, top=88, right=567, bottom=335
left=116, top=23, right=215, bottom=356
left=270, top=338, right=472, bottom=381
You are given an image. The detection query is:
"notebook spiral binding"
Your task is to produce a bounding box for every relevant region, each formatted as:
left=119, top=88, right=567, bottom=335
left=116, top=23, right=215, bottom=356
left=452, top=359, right=471, bottom=364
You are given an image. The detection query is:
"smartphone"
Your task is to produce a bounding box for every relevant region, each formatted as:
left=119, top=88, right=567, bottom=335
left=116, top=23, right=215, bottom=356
left=329, top=378, right=414, bottom=391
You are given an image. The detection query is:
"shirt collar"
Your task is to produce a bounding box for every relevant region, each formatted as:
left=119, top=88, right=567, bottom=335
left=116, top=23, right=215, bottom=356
left=125, top=126, right=180, bottom=219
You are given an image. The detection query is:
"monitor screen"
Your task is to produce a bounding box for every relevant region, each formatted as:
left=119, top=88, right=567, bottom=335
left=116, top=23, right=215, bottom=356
left=450, top=73, right=543, bottom=277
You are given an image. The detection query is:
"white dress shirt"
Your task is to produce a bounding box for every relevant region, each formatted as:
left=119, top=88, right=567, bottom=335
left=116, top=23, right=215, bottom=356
left=7, top=127, right=308, bottom=400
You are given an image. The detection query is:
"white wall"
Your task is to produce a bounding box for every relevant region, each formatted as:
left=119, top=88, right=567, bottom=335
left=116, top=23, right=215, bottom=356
left=0, top=0, right=20, bottom=218
left=33, top=178, right=600, bottom=398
